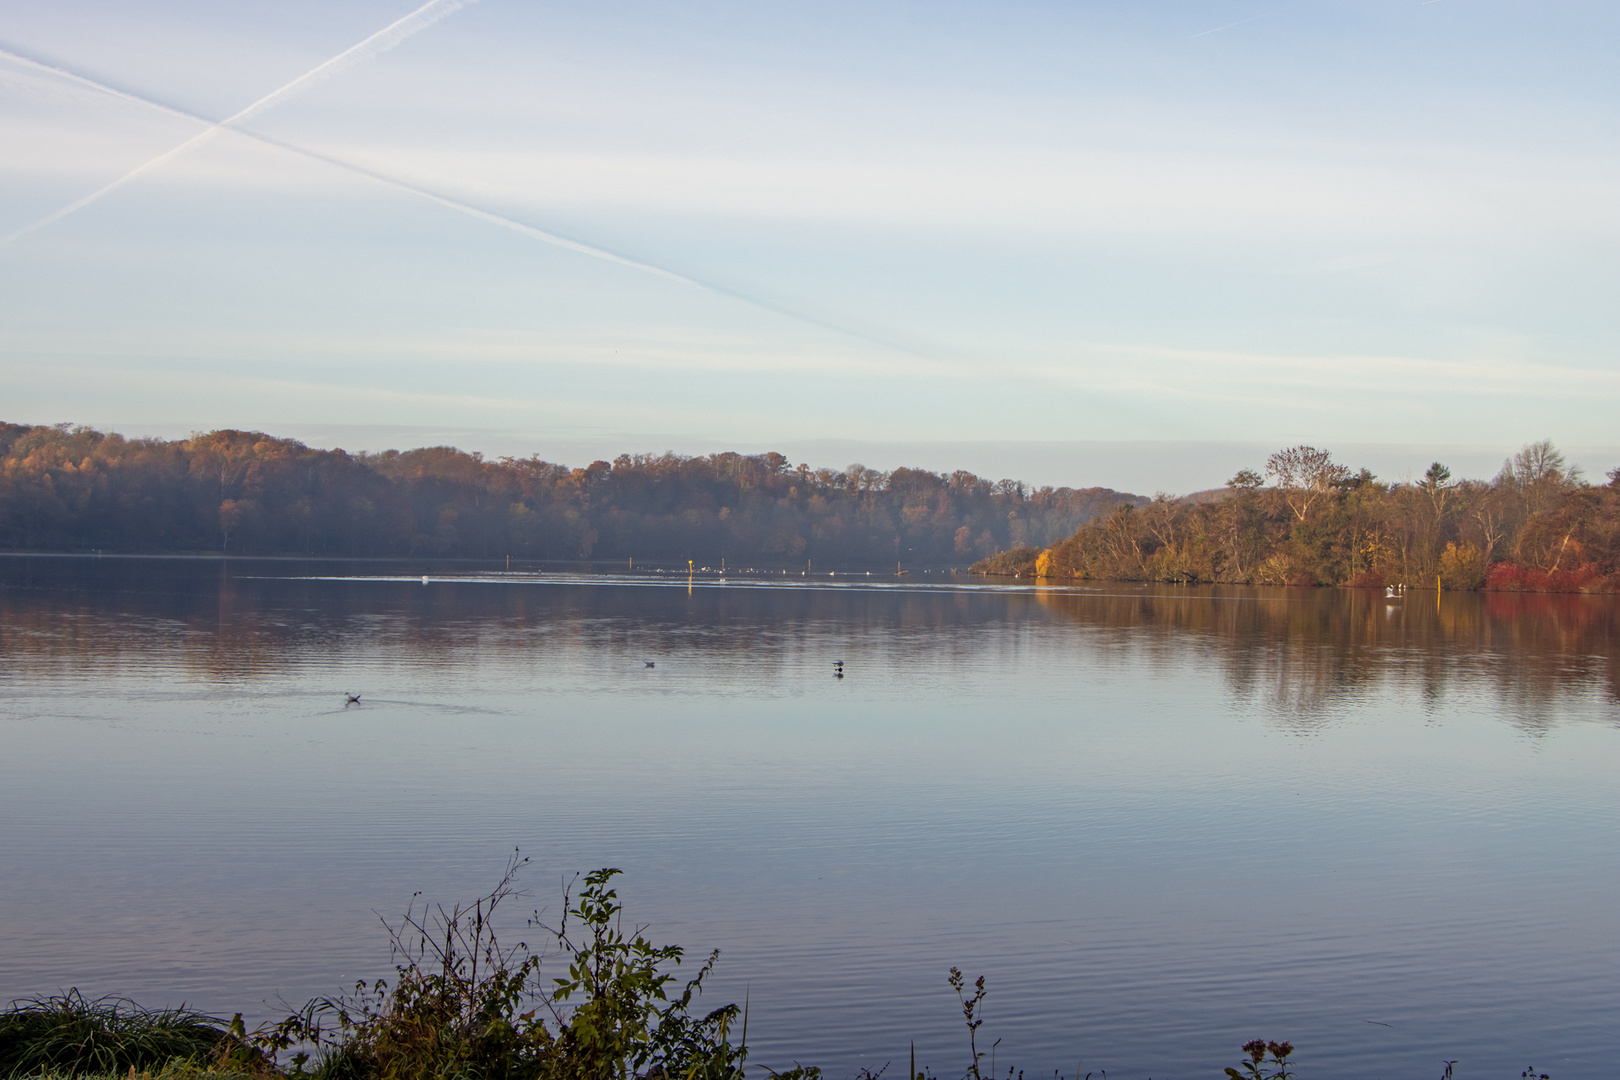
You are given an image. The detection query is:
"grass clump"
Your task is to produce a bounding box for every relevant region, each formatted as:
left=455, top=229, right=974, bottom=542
left=10, top=1066, right=264, bottom=1080
left=0, top=989, right=246, bottom=1078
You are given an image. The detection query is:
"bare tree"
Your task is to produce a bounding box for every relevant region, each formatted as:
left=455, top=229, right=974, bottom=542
left=1464, top=482, right=1508, bottom=559
left=1265, top=446, right=1350, bottom=523
left=1498, top=439, right=1581, bottom=518
left=1217, top=469, right=1266, bottom=580
left=1142, top=494, right=1183, bottom=551
left=1100, top=503, right=1144, bottom=576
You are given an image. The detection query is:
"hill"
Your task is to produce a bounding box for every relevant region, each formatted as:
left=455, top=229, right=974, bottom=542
left=0, top=422, right=1144, bottom=566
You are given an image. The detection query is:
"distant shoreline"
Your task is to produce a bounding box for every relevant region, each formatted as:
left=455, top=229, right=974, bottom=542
left=5, top=424, right=1616, bottom=594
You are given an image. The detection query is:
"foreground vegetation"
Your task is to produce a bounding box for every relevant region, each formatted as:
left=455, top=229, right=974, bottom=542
left=1, top=862, right=1556, bottom=1080
left=0, top=992, right=244, bottom=1078
left=0, top=423, right=1138, bottom=564
left=3, top=862, right=748, bottom=1080
left=974, top=442, right=1620, bottom=592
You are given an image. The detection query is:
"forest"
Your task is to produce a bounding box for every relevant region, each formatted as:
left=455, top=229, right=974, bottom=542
left=0, top=422, right=1141, bottom=566
left=979, top=442, right=1620, bottom=593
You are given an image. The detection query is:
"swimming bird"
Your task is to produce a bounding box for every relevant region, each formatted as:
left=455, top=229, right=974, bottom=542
left=645, top=661, right=655, bottom=669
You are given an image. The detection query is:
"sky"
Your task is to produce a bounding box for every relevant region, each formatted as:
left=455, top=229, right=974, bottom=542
left=2, top=0, right=1618, bottom=493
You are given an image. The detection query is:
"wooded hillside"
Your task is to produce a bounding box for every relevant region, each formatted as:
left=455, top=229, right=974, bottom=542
left=0, top=422, right=1143, bottom=565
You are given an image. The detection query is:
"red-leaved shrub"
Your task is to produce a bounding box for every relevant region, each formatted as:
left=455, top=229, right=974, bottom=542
left=1484, top=562, right=1607, bottom=593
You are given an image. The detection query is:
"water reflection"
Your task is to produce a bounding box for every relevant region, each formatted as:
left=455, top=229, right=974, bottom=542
left=1033, top=585, right=1620, bottom=732
left=5, top=557, right=1615, bottom=734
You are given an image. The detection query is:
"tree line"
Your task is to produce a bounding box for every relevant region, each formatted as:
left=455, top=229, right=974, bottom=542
left=981, top=441, right=1620, bottom=593
left=0, top=422, right=1143, bottom=565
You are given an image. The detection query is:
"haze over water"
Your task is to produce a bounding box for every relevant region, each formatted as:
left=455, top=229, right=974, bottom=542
left=2, top=555, right=1618, bottom=1078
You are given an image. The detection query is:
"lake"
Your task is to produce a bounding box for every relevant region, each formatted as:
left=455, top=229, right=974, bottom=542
left=1, top=554, right=1617, bottom=1079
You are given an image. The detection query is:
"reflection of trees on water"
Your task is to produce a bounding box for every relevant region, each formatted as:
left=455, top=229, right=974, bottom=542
left=2, top=557, right=1616, bottom=733
left=1033, top=585, right=1620, bottom=732
left=0, top=557, right=1050, bottom=688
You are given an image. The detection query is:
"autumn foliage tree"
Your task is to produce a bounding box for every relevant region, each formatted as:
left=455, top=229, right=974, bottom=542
left=1026, top=442, right=1620, bottom=593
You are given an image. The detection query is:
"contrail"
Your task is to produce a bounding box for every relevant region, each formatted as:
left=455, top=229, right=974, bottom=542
left=244, top=131, right=712, bottom=289
left=0, top=45, right=206, bottom=127
left=196, top=128, right=910, bottom=348
left=0, top=0, right=476, bottom=247
left=0, top=43, right=925, bottom=355
left=1189, top=16, right=1260, bottom=39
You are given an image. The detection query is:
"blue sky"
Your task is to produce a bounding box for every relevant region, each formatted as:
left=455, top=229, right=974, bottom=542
left=2, top=1, right=1617, bottom=491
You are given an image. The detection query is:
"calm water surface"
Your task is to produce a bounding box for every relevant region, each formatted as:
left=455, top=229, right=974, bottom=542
left=2, top=555, right=1618, bottom=1079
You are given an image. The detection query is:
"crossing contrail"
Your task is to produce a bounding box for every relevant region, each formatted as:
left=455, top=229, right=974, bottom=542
left=0, top=42, right=926, bottom=355
left=0, top=41, right=691, bottom=284
left=0, top=0, right=477, bottom=248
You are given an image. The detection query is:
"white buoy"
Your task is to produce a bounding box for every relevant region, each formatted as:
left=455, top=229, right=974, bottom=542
left=422, top=575, right=429, bottom=585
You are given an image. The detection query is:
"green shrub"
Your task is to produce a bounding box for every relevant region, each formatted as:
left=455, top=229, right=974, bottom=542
left=260, top=859, right=744, bottom=1080
left=1224, top=1040, right=1294, bottom=1080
